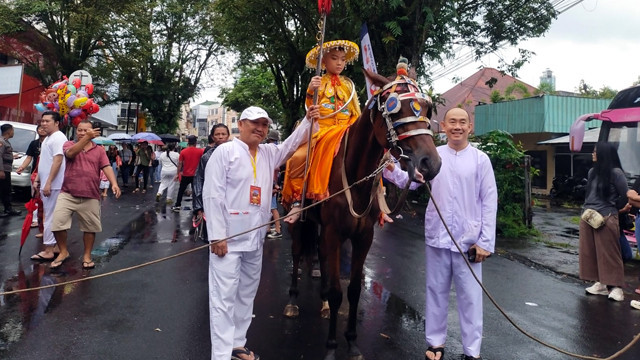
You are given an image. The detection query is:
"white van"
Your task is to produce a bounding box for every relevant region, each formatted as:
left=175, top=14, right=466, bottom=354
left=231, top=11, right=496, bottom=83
left=0, top=120, right=38, bottom=192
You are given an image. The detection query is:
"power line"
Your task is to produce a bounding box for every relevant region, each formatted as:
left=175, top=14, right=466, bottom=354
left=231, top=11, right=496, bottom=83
left=426, top=0, right=586, bottom=82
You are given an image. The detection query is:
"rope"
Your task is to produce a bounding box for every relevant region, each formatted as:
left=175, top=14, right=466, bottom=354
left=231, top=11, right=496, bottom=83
left=426, top=183, right=640, bottom=360
left=0, top=159, right=393, bottom=297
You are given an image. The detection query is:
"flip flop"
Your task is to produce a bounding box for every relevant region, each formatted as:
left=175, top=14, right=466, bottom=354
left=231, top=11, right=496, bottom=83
left=82, top=260, right=96, bottom=270
left=30, top=252, right=54, bottom=262
left=425, top=346, right=445, bottom=360
left=50, top=255, right=70, bottom=270
left=231, top=347, right=260, bottom=360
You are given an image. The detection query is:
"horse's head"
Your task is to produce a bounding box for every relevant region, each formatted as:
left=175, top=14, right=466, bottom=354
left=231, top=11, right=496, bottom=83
left=363, top=69, right=441, bottom=183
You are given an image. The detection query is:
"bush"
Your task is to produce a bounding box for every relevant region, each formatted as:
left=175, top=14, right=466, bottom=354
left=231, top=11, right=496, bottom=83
left=474, top=130, right=538, bottom=238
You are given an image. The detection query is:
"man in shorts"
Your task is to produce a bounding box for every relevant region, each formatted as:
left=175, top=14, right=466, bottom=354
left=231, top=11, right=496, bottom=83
left=50, top=121, right=121, bottom=270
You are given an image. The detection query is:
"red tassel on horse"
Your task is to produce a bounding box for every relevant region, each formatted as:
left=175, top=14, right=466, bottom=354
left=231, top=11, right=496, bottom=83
left=318, top=0, right=332, bottom=14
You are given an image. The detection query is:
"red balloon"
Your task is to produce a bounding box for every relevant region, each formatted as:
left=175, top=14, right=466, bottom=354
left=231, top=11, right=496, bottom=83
left=85, top=83, right=94, bottom=95
left=72, top=78, right=81, bottom=89
left=72, top=116, right=83, bottom=127
left=82, top=99, right=94, bottom=110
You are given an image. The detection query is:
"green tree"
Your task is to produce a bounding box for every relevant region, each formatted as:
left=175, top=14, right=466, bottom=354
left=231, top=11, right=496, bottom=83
left=504, top=82, right=531, bottom=100
left=474, top=130, right=537, bottom=237
left=534, top=82, right=555, bottom=95
left=577, top=80, right=617, bottom=99
left=220, top=66, right=285, bottom=128
left=0, top=0, right=127, bottom=85
left=213, top=0, right=557, bottom=131
left=103, top=0, right=219, bottom=133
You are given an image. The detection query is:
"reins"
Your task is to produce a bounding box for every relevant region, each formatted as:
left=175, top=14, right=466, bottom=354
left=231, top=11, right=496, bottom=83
left=0, top=157, right=394, bottom=298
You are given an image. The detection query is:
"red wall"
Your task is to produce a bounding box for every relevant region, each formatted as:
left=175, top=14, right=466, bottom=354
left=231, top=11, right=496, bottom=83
left=0, top=73, right=45, bottom=124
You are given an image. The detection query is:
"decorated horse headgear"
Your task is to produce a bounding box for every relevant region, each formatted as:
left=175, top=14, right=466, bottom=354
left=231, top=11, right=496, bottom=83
left=366, top=57, right=433, bottom=152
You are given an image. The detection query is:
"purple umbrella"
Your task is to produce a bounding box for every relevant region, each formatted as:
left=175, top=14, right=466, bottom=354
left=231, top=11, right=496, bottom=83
left=131, top=132, right=161, bottom=142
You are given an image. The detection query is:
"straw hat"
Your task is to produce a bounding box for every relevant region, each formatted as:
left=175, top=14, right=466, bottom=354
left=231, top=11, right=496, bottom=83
left=305, top=40, right=359, bottom=69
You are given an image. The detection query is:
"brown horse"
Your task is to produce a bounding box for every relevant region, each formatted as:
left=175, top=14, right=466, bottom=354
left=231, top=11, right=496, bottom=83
left=285, top=69, right=441, bottom=360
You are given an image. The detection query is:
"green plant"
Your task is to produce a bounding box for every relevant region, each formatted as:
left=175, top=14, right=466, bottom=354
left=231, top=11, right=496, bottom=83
left=475, top=130, right=538, bottom=238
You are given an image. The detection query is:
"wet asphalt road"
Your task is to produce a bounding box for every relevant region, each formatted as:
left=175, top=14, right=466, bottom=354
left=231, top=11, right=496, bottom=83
left=1, top=189, right=640, bottom=360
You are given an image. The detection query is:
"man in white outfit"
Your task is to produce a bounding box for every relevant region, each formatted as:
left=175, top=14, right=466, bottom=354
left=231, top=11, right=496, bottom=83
left=203, top=105, right=319, bottom=360
left=31, top=111, right=67, bottom=262
left=384, top=108, right=497, bottom=360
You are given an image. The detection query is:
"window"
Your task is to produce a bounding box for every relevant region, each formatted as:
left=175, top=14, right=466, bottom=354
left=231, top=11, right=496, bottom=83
left=231, top=128, right=240, bottom=134
left=232, top=116, right=236, bottom=123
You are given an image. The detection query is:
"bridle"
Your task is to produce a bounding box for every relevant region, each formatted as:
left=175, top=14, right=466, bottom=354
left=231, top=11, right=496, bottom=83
left=341, top=75, right=434, bottom=218
left=366, top=75, right=434, bottom=157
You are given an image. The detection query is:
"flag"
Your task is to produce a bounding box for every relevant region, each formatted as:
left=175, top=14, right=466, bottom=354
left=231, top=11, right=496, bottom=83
left=360, top=23, right=378, bottom=100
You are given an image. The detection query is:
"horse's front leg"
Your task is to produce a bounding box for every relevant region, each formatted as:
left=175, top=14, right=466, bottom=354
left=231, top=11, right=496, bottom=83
left=321, top=230, right=342, bottom=360
left=344, top=230, right=374, bottom=360
left=283, top=222, right=301, bottom=318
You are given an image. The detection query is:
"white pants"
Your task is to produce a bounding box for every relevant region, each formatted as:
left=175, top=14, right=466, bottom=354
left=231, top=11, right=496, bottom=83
left=157, top=170, right=177, bottom=201
left=425, top=245, right=483, bottom=357
left=41, top=189, right=61, bottom=246
left=209, top=247, right=263, bottom=360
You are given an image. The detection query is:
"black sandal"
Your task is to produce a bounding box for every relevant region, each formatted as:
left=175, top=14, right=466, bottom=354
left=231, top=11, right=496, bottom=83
left=231, top=347, right=260, bottom=360
left=425, top=346, right=445, bottom=360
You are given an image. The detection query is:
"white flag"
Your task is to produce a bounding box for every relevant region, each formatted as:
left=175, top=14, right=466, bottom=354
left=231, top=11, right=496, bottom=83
left=360, top=23, right=378, bottom=100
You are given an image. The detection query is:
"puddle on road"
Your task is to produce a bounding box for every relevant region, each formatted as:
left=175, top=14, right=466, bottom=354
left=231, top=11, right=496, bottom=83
left=0, top=208, right=187, bottom=354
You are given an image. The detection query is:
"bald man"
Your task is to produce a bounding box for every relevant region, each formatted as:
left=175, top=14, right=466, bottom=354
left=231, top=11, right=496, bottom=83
left=384, top=108, right=497, bottom=360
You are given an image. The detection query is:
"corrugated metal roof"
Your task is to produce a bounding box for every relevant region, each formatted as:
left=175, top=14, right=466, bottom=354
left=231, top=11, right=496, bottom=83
left=474, top=95, right=612, bottom=135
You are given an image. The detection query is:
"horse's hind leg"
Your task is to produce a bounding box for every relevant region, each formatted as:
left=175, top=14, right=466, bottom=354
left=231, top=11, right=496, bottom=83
left=344, top=232, right=373, bottom=360
left=283, top=222, right=302, bottom=318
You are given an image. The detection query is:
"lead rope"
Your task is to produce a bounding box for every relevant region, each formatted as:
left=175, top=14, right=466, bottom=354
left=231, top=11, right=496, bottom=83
left=426, top=183, right=640, bottom=360
left=0, top=159, right=393, bottom=297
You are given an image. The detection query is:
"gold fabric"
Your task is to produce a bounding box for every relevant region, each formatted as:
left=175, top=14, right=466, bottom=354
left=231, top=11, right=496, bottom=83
left=281, top=74, right=361, bottom=205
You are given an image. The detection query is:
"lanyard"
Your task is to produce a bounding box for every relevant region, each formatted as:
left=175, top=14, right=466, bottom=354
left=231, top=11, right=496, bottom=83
left=249, top=149, right=258, bottom=183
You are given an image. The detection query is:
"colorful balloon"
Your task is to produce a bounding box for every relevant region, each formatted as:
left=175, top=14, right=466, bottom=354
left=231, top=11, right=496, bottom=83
left=73, top=97, right=88, bottom=108
left=66, top=95, right=77, bottom=107
left=67, top=84, right=77, bottom=95
left=72, top=78, right=81, bottom=89
left=34, top=103, right=47, bottom=112
left=85, top=83, right=94, bottom=95
left=69, top=108, right=82, bottom=117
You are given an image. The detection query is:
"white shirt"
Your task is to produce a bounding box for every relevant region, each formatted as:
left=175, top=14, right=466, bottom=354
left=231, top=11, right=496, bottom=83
left=39, top=131, right=67, bottom=190
left=203, top=118, right=315, bottom=252
left=384, top=143, right=497, bottom=253
left=159, top=151, right=180, bottom=173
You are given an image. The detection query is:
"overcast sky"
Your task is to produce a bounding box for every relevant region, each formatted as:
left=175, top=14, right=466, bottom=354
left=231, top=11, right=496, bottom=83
left=432, top=0, right=640, bottom=93
left=193, top=0, right=639, bottom=105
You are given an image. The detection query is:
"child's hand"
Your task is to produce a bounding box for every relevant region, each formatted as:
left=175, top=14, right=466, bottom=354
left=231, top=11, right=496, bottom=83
left=308, top=76, right=322, bottom=92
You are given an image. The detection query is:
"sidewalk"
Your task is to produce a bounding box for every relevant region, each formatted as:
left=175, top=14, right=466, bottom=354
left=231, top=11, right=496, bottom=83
left=496, top=200, right=640, bottom=298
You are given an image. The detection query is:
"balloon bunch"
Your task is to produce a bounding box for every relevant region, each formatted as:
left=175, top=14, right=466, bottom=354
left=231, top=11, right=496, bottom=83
left=34, top=76, right=100, bottom=127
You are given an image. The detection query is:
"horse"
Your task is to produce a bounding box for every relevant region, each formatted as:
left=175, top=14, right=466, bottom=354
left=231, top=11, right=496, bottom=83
left=284, top=68, right=442, bottom=360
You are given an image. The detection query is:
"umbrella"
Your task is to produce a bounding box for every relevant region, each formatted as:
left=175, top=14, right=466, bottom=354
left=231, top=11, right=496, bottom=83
left=107, top=133, right=132, bottom=141
left=131, top=132, right=161, bottom=142
left=93, top=136, right=116, bottom=146
left=140, top=139, right=165, bottom=146
left=19, top=198, right=38, bottom=255
left=158, top=133, right=180, bottom=142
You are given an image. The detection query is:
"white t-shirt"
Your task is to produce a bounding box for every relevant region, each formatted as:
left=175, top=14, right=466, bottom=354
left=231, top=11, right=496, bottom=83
left=39, top=131, right=68, bottom=190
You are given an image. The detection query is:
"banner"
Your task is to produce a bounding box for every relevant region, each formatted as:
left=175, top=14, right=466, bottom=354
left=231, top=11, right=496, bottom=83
left=0, top=65, right=23, bottom=95
left=359, top=23, right=378, bottom=100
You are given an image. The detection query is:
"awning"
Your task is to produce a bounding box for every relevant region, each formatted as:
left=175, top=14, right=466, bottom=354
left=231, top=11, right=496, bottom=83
left=538, top=128, right=600, bottom=145
left=89, top=103, right=119, bottom=127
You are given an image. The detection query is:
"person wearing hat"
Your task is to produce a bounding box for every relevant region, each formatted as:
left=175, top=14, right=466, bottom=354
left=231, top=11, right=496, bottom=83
left=203, top=105, right=319, bottom=360
left=281, top=40, right=361, bottom=223
left=172, top=135, right=204, bottom=212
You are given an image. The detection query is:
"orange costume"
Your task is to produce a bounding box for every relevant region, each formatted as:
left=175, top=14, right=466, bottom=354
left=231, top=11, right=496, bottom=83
left=281, top=40, right=361, bottom=206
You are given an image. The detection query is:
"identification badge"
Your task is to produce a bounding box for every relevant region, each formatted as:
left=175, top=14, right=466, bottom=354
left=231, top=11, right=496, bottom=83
left=250, top=185, right=261, bottom=206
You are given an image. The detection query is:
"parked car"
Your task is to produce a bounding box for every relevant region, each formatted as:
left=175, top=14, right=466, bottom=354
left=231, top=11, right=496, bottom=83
left=0, top=120, right=38, bottom=192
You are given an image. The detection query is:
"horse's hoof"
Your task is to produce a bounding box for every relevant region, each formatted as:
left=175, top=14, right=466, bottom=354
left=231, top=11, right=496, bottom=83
left=283, top=304, right=299, bottom=318
left=348, top=345, right=364, bottom=360
left=320, top=301, right=330, bottom=319
left=323, top=349, right=336, bottom=360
